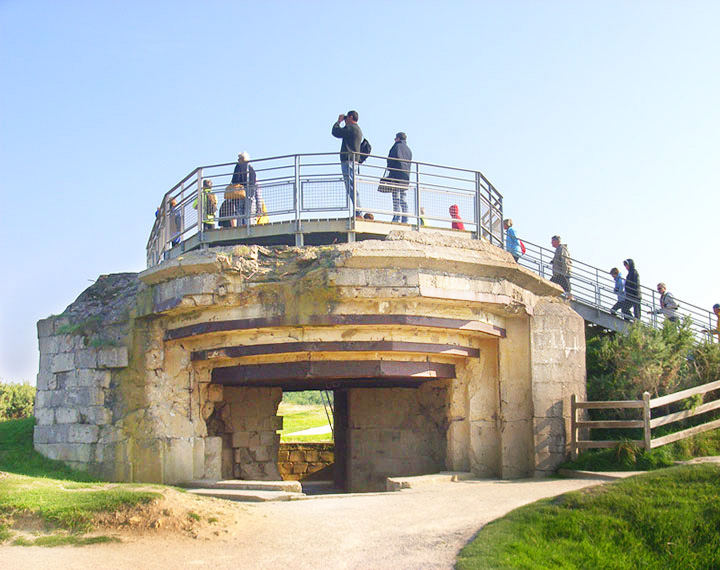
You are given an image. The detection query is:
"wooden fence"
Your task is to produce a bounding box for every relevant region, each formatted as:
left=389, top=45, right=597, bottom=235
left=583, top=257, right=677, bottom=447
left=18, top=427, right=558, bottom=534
left=570, top=379, right=720, bottom=459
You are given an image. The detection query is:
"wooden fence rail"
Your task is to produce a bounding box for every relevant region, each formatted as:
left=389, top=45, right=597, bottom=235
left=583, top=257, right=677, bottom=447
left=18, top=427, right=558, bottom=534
left=570, top=379, right=720, bottom=459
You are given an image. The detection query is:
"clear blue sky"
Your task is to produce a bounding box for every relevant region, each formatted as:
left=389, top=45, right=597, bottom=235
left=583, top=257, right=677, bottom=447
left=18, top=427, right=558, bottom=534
left=2, top=0, right=719, bottom=383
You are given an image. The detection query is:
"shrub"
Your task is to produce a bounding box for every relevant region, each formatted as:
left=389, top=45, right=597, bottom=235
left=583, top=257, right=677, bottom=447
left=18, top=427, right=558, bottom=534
left=0, top=381, right=35, bottom=421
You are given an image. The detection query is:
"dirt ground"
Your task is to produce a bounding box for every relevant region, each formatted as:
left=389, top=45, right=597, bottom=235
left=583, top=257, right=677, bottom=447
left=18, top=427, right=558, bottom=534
left=0, top=476, right=608, bottom=570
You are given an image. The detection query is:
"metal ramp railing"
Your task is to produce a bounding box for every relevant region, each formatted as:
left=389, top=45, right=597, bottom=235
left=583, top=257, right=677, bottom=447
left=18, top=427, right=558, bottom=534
left=516, top=238, right=716, bottom=338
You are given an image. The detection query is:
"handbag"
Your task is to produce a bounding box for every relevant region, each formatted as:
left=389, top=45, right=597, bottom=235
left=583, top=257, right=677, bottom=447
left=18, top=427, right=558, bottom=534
left=224, top=184, right=246, bottom=200
left=377, top=173, right=397, bottom=193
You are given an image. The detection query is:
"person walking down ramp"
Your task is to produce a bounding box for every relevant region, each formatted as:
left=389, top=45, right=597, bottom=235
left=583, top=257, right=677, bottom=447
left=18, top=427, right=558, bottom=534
left=649, top=283, right=679, bottom=322
left=623, top=258, right=641, bottom=319
left=609, top=267, right=632, bottom=319
left=550, top=235, right=572, bottom=298
left=332, top=110, right=364, bottom=218
left=702, top=304, right=720, bottom=338
left=504, top=219, right=522, bottom=261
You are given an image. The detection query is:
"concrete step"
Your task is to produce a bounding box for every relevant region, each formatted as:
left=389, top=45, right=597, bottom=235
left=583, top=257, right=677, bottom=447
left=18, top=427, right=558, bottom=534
left=185, top=487, right=305, bottom=502
left=180, top=479, right=303, bottom=493
left=386, top=471, right=475, bottom=491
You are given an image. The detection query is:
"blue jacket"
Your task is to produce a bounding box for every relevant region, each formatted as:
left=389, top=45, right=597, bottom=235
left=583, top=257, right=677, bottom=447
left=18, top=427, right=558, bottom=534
left=613, top=274, right=626, bottom=301
left=505, top=227, right=521, bottom=257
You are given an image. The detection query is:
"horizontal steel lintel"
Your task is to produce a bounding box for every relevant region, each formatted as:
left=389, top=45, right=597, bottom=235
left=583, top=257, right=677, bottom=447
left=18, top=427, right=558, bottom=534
left=211, top=360, right=456, bottom=386
left=192, top=340, right=479, bottom=361
left=166, top=314, right=505, bottom=341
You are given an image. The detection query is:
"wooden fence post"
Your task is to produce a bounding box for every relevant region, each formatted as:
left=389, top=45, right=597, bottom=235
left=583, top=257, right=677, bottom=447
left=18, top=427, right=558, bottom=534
left=570, top=394, right=577, bottom=460
left=642, top=391, right=652, bottom=450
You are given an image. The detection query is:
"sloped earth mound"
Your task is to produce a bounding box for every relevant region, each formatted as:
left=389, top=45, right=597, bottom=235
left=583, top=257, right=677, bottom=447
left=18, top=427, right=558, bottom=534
left=4, top=486, right=246, bottom=544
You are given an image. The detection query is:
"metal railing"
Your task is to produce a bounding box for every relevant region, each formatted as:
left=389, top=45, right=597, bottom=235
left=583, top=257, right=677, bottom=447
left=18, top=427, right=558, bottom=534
left=147, top=152, right=504, bottom=267
left=515, top=238, right=716, bottom=338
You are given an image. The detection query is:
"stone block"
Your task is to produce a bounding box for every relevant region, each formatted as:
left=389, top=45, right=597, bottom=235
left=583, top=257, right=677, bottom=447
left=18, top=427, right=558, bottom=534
left=234, top=447, right=252, bottom=464
left=253, top=447, right=272, bottom=462
left=305, top=450, right=319, bottom=463
left=82, top=406, right=112, bottom=425
left=259, top=432, right=277, bottom=447
left=278, top=450, right=290, bottom=462
left=164, top=438, right=194, bottom=484
left=50, top=353, right=74, bottom=373
left=68, top=424, right=100, bottom=444
left=34, top=408, right=55, bottom=426
left=97, top=346, right=129, bottom=369
left=278, top=462, right=293, bottom=475
left=35, top=442, right=91, bottom=463
left=240, top=462, right=266, bottom=480
left=247, top=432, right=260, bottom=447
left=288, top=450, right=305, bottom=462
left=204, top=437, right=222, bottom=480
left=193, top=438, right=205, bottom=480
left=55, top=407, right=80, bottom=424
left=34, top=390, right=55, bottom=409
left=74, top=349, right=98, bottom=369
left=65, top=387, right=105, bottom=408
left=232, top=431, right=250, bottom=448
left=37, top=318, right=55, bottom=338
left=291, top=462, right=309, bottom=474
left=36, top=372, right=54, bottom=391
left=319, top=451, right=334, bottom=462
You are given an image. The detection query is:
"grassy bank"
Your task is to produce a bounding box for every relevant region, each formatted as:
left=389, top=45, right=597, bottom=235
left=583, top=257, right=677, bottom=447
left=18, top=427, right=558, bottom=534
left=457, top=464, right=720, bottom=569
left=0, top=418, right=161, bottom=545
left=277, top=402, right=332, bottom=443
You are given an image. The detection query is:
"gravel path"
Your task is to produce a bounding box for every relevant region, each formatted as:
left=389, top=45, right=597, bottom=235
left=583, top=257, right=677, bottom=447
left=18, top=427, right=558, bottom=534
left=0, top=476, right=608, bottom=570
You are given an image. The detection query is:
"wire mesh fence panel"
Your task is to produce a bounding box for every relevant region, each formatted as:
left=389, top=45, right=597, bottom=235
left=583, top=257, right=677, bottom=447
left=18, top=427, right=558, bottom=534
left=419, top=186, right=477, bottom=231
left=302, top=178, right=347, bottom=211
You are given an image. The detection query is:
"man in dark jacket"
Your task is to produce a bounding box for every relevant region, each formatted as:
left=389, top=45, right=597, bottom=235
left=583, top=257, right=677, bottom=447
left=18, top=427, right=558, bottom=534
left=230, top=151, right=260, bottom=222
left=624, top=258, right=641, bottom=319
left=385, top=132, right=412, bottom=223
left=332, top=110, right=363, bottom=217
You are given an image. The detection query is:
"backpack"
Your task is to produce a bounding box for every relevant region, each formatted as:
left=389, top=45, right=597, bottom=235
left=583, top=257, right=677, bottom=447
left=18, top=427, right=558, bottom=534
left=358, top=138, right=371, bottom=163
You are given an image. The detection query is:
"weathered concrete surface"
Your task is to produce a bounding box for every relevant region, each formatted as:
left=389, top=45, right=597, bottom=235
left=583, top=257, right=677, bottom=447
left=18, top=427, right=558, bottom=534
left=35, top=234, right=586, bottom=488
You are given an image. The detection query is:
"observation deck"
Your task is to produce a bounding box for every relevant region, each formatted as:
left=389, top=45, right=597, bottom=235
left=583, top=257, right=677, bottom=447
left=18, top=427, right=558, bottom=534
left=146, top=152, right=503, bottom=267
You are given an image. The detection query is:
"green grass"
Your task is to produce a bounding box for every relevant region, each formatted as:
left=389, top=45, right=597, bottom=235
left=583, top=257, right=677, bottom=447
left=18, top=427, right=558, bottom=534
left=277, top=403, right=332, bottom=443
left=12, top=534, right=121, bottom=547
left=457, top=464, right=720, bottom=569
left=0, top=418, right=162, bottom=542
left=562, top=429, right=720, bottom=472
left=0, top=417, right=96, bottom=480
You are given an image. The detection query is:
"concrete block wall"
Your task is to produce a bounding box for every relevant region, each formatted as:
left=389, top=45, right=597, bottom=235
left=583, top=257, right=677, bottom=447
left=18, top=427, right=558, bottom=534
left=529, top=300, right=586, bottom=476
left=34, top=318, right=128, bottom=474
left=221, top=386, right=283, bottom=480
left=347, top=383, right=448, bottom=492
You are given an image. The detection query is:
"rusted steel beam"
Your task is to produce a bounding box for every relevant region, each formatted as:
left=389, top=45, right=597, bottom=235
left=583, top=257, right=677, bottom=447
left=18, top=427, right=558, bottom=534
left=166, top=314, right=505, bottom=341
left=191, top=340, right=480, bottom=361
left=211, top=360, right=456, bottom=385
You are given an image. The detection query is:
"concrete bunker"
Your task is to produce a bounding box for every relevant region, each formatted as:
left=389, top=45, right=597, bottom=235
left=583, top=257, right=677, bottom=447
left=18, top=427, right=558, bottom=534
left=34, top=233, right=586, bottom=492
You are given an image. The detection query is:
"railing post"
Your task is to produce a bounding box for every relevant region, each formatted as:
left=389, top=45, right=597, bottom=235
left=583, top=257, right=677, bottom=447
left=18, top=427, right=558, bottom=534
left=570, top=394, right=578, bottom=460
left=474, top=173, right=482, bottom=240
left=414, top=162, right=421, bottom=230
left=294, top=155, right=303, bottom=246
left=197, top=168, right=204, bottom=242
left=642, top=391, right=652, bottom=450
left=595, top=269, right=601, bottom=307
